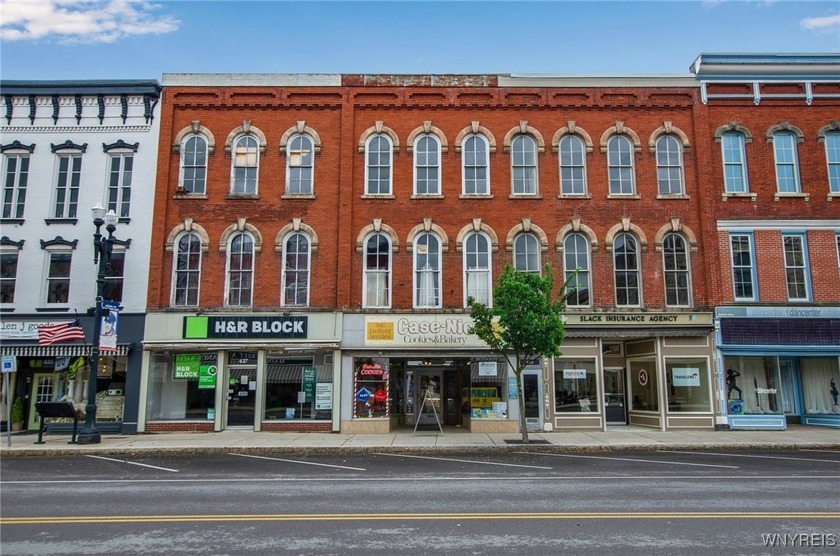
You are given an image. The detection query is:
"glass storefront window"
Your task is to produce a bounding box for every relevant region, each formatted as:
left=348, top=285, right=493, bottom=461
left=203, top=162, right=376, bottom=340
left=146, top=353, right=216, bottom=420
left=724, top=356, right=781, bottom=415
left=665, top=358, right=711, bottom=413
left=801, top=357, right=840, bottom=415
left=464, top=359, right=507, bottom=419
left=629, top=359, right=658, bottom=412
left=554, top=358, right=598, bottom=413
left=264, top=356, right=332, bottom=421
left=353, top=358, right=389, bottom=418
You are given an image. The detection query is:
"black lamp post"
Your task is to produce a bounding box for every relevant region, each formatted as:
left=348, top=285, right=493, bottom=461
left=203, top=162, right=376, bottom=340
left=77, top=203, right=118, bottom=445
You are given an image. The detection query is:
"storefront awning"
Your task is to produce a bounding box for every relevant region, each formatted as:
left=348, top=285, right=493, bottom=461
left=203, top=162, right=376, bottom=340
left=565, top=328, right=711, bottom=339
left=0, top=344, right=131, bottom=357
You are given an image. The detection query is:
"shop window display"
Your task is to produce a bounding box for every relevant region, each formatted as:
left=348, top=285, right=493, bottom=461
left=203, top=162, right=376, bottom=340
left=801, top=357, right=840, bottom=415
left=665, top=358, right=711, bottom=413
left=463, top=359, right=508, bottom=419
left=353, top=359, right=389, bottom=418
left=264, top=356, right=332, bottom=421
left=724, top=356, right=781, bottom=415
left=629, top=359, right=659, bottom=412
left=554, top=358, right=598, bottom=413
left=146, top=353, right=216, bottom=420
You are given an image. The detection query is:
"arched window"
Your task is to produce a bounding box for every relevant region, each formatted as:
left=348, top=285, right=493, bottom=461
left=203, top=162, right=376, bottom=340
left=231, top=135, right=259, bottom=195
left=563, top=233, right=591, bottom=307
left=414, top=135, right=441, bottom=195
left=721, top=132, right=748, bottom=193
left=414, top=232, right=441, bottom=308
left=180, top=135, right=207, bottom=194
left=772, top=131, right=801, bottom=193
left=282, top=232, right=310, bottom=307
left=464, top=232, right=491, bottom=306
left=663, top=233, right=691, bottom=307
left=511, top=135, right=537, bottom=195
left=614, top=233, right=640, bottom=306
left=226, top=233, right=253, bottom=307
left=514, top=233, right=540, bottom=275
left=559, top=135, right=586, bottom=195
left=173, top=232, right=202, bottom=307
left=286, top=134, right=314, bottom=195
left=366, top=134, right=393, bottom=195
left=607, top=135, right=635, bottom=195
left=656, top=135, right=683, bottom=196
left=462, top=134, right=489, bottom=195
left=364, top=233, right=391, bottom=308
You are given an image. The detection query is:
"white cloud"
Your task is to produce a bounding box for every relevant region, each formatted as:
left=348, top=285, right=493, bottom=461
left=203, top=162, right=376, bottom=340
left=800, top=14, right=840, bottom=34
left=0, top=0, right=180, bottom=44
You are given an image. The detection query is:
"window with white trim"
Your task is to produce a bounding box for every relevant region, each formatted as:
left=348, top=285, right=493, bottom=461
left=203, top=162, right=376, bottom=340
left=613, top=233, right=640, bottom=306
left=772, top=131, right=801, bottom=193
left=364, top=232, right=391, bottom=308
left=464, top=232, right=491, bottom=306
left=730, top=233, right=757, bottom=301
left=463, top=134, right=489, bottom=195
left=722, top=132, right=748, bottom=193
left=231, top=135, right=259, bottom=195
left=559, top=135, right=586, bottom=196
left=366, top=134, right=392, bottom=195
left=607, top=135, right=635, bottom=195
left=286, top=134, right=314, bottom=195
left=53, top=154, right=82, bottom=218
left=414, top=232, right=441, bottom=308
left=225, top=232, right=254, bottom=307
left=782, top=234, right=810, bottom=302
left=282, top=232, right=310, bottom=307
left=103, top=251, right=125, bottom=303
left=663, top=233, right=691, bottom=307
left=2, top=153, right=29, bottom=219
left=0, top=252, right=18, bottom=304
left=824, top=131, right=839, bottom=193
left=173, top=232, right=202, bottom=307
left=107, top=153, right=133, bottom=217
left=511, top=135, right=537, bottom=195
left=514, top=233, right=540, bottom=275
left=656, top=135, right=684, bottom=196
left=45, top=251, right=72, bottom=304
left=414, top=135, right=440, bottom=195
left=563, top=233, right=591, bottom=307
left=180, top=135, right=207, bottom=194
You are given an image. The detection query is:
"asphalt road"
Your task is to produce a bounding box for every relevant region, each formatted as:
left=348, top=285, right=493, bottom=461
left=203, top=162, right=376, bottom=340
left=2, top=449, right=839, bottom=555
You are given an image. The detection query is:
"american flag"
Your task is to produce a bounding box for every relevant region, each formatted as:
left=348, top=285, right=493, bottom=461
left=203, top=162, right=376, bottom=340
left=37, top=319, right=85, bottom=346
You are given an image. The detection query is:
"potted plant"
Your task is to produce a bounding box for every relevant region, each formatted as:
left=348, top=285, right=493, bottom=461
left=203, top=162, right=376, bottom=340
left=10, top=398, right=24, bottom=431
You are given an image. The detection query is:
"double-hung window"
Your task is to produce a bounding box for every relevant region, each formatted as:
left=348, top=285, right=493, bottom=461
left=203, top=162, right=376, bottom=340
left=824, top=131, right=840, bottom=194
left=656, top=135, right=684, bottom=196
left=107, top=153, right=133, bottom=218
left=511, top=135, right=537, bottom=195
left=364, top=233, right=391, bottom=308
left=366, top=135, right=392, bottom=195
left=103, top=251, right=125, bottom=302
left=514, top=233, right=540, bottom=275
left=0, top=251, right=18, bottom=304
left=462, top=135, right=489, bottom=195
left=2, top=152, right=30, bottom=219
left=180, top=135, right=207, bottom=194
left=663, top=233, right=691, bottom=307
left=559, top=135, right=586, bottom=196
left=607, top=136, right=635, bottom=195
left=772, top=131, right=801, bottom=193
left=563, top=233, right=591, bottom=307
left=53, top=154, right=82, bottom=218
left=730, top=233, right=757, bottom=301
left=287, top=134, right=314, bottom=195
left=231, top=135, right=259, bottom=195
left=722, top=132, right=748, bottom=193
left=414, top=135, right=440, bottom=195
left=464, top=232, right=491, bottom=306
left=414, top=233, right=441, bottom=308
left=282, top=232, right=310, bottom=307
left=46, top=252, right=72, bottom=304
left=226, top=233, right=253, bottom=307
left=173, top=232, right=202, bottom=307
left=782, top=234, right=810, bottom=302
left=613, top=233, right=640, bottom=306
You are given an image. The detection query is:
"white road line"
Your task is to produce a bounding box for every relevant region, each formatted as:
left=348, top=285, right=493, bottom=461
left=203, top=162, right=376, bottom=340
left=375, top=452, right=553, bottom=469
left=800, top=449, right=840, bottom=454
left=84, top=455, right=179, bottom=473
left=229, top=453, right=366, bottom=471
left=517, top=451, right=739, bottom=469
left=663, top=450, right=840, bottom=464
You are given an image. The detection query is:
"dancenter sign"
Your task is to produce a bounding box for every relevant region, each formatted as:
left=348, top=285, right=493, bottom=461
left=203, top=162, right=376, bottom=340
left=184, top=316, right=308, bottom=339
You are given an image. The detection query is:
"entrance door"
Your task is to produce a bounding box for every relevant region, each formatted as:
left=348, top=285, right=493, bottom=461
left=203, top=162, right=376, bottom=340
left=604, top=368, right=626, bottom=424
left=522, top=370, right=542, bottom=431
left=415, top=371, right=443, bottom=427
left=28, top=373, right=54, bottom=430
left=779, top=359, right=800, bottom=423
left=226, top=367, right=256, bottom=427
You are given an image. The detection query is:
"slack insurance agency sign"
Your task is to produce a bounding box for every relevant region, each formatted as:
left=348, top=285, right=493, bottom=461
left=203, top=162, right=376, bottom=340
left=183, top=315, right=308, bottom=339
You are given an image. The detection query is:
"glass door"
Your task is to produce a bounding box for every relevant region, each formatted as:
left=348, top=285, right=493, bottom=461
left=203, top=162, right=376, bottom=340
left=227, top=366, right=256, bottom=427
left=28, top=373, right=54, bottom=430
left=522, top=370, right=542, bottom=431
left=415, top=371, right=443, bottom=426
left=604, top=368, right=626, bottom=424
left=779, top=359, right=800, bottom=422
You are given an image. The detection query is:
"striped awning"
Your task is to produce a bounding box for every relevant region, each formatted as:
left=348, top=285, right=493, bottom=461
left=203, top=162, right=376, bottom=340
left=0, top=344, right=131, bottom=357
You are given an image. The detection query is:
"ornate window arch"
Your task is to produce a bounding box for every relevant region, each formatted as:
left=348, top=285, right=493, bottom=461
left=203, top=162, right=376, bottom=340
left=219, top=218, right=263, bottom=252
left=552, top=121, right=594, bottom=153
left=165, top=218, right=211, bottom=252
left=505, top=219, right=549, bottom=252
left=653, top=218, right=698, bottom=252
left=275, top=218, right=319, bottom=253
left=173, top=121, right=216, bottom=154
left=358, top=121, right=400, bottom=152
left=647, top=121, right=690, bottom=152
left=174, top=122, right=214, bottom=195
left=454, top=121, right=497, bottom=153
left=556, top=217, right=599, bottom=253
left=605, top=218, right=648, bottom=252
left=406, top=218, right=449, bottom=253
left=406, top=121, right=448, bottom=153
left=355, top=219, right=400, bottom=252
left=599, top=121, right=642, bottom=153
left=279, top=121, right=322, bottom=154
left=455, top=218, right=499, bottom=252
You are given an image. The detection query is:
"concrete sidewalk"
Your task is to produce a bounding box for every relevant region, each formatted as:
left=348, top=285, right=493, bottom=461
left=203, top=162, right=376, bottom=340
left=1, top=425, right=838, bottom=457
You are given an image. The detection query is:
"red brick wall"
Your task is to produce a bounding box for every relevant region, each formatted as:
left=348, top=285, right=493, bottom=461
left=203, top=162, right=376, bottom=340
left=261, top=421, right=331, bottom=432
left=145, top=421, right=214, bottom=433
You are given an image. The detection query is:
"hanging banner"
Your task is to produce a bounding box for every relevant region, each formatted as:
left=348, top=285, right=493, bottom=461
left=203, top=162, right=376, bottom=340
left=99, top=301, right=120, bottom=352
left=303, top=367, right=315, bottom=402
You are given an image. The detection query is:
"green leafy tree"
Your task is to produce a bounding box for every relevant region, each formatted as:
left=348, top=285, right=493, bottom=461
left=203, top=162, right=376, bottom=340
left=468, top=264, right=568, bottom=443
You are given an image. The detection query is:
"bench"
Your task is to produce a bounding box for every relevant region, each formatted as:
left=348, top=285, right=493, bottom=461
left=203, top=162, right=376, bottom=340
left=34, top=402, right=79, bottom=444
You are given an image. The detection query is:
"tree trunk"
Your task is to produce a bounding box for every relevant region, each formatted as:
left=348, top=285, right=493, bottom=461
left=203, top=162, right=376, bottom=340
left=517, top=370, right=529, bottom=444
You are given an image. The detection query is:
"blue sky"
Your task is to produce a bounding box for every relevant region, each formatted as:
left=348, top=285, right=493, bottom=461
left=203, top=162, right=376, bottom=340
left=1, top=1, right=839, bottom=80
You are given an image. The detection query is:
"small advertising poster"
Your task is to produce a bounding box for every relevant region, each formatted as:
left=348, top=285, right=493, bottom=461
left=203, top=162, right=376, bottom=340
left=198, top=365, right=217, bottom=389
left=563, top=369, right=587, bottom=380
left=99, top=301, right=120, bottom=352
left=672, top=368, right=701, bottom=387
left=303, top=367, right=316, bottom=402
left=315, top=383, right=333, bottom=410
left=174, top=354, right=200, bottom=379
left=478, top=362, right=497, bottom=377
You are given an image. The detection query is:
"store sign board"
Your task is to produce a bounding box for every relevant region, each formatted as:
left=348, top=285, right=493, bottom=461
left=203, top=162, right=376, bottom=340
left=478, top=362, right=497, bottom=377
left=563, top=369, right=587, bottom=380
left=672, top=368, right=700, bottom=387
left=364, top=315, right=484, bottom=347
left=1, top=321, right=66, bottom=340
left=174, top=354, right=200, bottom=379
left=564, top=313, right=713, bottom=326
left=715, top=306, right=840, bottom=319
left=184, top=316, right=307, bottom=339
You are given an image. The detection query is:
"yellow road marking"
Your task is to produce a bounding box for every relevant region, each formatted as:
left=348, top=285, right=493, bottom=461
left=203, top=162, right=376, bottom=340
left=2, top=512, right=839, bottom=525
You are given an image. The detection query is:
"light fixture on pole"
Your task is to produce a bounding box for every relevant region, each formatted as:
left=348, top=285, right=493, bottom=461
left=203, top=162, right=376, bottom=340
left=77, top=204, right=118, bottom=444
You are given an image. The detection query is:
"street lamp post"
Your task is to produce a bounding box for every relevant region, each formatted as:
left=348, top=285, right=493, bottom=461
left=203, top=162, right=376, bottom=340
left=77, top=204, right=118, bottom=445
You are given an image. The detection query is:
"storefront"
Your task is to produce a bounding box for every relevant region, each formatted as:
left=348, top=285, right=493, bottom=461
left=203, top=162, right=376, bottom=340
left=715, top=307, right=840, bottom=430
left=340, top=314, right=520, bottom=434
left=138, top=312, right=342, bottom=433
left=0, top=316, right=141, bottom=434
